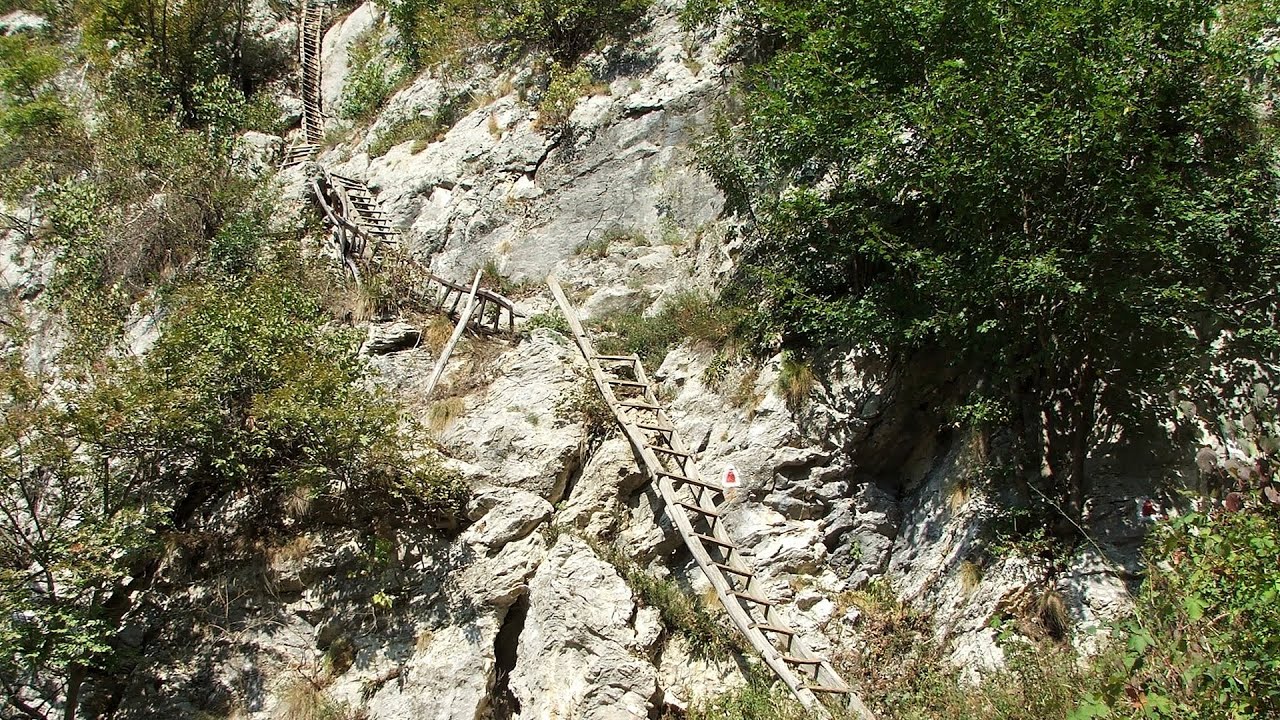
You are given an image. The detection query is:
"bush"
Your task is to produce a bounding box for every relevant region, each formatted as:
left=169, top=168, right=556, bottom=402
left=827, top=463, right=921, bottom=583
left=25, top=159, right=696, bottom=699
left=1079, top=495, right=1280, bottom=718
left=340, top=30, right=400, bottom=121
left=491, top=0, right=650, bottom=65
left=388, top=0, right=650, bottom=68
left=593, top=291, right=742, bottom=367
left=536, top=62, right=593, bottom=129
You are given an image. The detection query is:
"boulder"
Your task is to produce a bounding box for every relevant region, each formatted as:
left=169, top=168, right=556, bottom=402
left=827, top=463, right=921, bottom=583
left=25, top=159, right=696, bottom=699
left=361, top=321, right=422, bottom=355
left=509, top=535, right=660, bottom=719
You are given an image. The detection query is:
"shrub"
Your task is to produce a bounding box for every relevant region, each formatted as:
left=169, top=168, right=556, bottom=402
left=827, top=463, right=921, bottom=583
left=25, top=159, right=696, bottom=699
left=535, top=62, right=594, bottom=130
left=340, top=30, right=399, bottom=121
left=389, top=0, right=651, bottom=68
left=593, top=291, right=742, bottom=368
left=1079, top=494, right=1280, bottom=718
left=491, top=0, right=651, bottom=65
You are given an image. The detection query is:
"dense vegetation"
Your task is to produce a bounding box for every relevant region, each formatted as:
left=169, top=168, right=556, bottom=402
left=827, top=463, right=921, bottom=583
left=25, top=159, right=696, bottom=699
left=697, top=0, right=1280, bottom=522
left=385, top=0, right=649, bottom=67
left=0, top=3, right=466, bottom=717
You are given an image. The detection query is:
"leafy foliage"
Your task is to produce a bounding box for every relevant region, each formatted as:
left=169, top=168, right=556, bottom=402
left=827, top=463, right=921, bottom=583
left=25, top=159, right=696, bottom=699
left=340, top=28, right=400, bottom=121
left=385, top=0, right=650, bottom=67
left=0, top=260, right=468, bottom=716
left=84, top=0, right=287, bottom=124
left=703, top=0, right=1280, bottom=518
left=536, top=62, right=594, bottom=130
left=593, top=292, right=742, bottom=367
left=1079, top=496, right=1280, bottom=718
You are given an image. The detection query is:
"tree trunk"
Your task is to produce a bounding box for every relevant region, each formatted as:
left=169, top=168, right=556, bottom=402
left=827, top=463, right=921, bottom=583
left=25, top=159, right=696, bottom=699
left=1065, top=361, right=1098, bottom=523
left=63, top=664, right=85, bottom=720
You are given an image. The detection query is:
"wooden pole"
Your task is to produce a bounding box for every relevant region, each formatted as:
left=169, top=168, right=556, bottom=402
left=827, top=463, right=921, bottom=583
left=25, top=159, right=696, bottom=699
left=424, top=269, right=483, bottom=399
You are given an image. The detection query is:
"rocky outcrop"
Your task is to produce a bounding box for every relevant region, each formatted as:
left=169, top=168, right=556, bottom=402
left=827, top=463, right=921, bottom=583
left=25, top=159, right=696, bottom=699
left=510, top=534, right=661, bottom=719
left=437, top=331, right=588, bottom=503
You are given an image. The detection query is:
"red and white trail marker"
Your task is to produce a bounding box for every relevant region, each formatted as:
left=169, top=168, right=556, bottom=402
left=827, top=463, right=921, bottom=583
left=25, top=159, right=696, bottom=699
left=721, top=464, right=741, bottom=489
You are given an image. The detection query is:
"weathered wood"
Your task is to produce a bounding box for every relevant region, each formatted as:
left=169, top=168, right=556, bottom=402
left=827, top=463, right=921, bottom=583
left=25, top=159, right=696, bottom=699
left=424, top=270, right=483, bottom=399
left=546, top=275, right=875, bottom=720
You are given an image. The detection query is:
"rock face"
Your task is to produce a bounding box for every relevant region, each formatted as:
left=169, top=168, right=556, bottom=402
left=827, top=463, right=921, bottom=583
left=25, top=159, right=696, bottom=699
left=437, top=331, right=588, bottom=504
left=361, top=320, right=423, bottom=355
left=510, top=535, right=660, bottom=719
left=100, top=0, right=1193, bottom=716
left=320, top=2, right=386, bottom=118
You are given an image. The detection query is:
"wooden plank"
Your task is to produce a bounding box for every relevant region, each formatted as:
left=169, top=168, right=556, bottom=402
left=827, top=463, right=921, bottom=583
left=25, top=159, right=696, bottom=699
left=424, top=269, right=482, bottom=399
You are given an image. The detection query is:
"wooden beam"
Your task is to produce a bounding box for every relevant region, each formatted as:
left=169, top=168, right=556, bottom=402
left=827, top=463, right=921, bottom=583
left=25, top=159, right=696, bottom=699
left=424, top=269, right=482, bottom=399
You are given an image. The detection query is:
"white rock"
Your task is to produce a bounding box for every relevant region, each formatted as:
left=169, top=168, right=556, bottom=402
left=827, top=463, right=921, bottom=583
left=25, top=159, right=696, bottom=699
left=509, top=535, right=659, bottom=719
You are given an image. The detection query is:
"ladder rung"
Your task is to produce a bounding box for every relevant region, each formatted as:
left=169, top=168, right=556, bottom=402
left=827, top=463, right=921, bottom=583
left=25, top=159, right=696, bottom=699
left=783, top=655, right=822, bottom=665
left=694, top=533, right=736, bottom=549
left=805, top=685, right=849, bottom=694
left=592, top=354, right=636, bottom=362
left=606, top=378, right=648, bottom=388
left=753, top=623, right=794, bottom=635
left=656, top=471, right=724, bottom=493
left=731, top=591, right=775, bottom=606
left=649, top=445, right=693, bottom=458
left=714, top=562, right=751, bottom=577
left=678, top=501, right=720, bottom=518
left=634, top=421, right=674, bottom=433
left=620, top=400, right=661, bottom=410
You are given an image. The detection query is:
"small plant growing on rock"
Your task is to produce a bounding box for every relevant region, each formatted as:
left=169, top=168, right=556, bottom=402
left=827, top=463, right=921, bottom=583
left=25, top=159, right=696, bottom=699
left=535, top=62, right=594, bottom=131
left=776, top=352, right=815, bottom=412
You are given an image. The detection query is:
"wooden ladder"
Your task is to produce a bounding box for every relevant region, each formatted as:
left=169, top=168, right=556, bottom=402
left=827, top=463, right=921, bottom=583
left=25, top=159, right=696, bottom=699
left=548, top=277, right=875, bottom=719
left=285, top=0, right=325, bottom=167
left=326, top=171, right=403, bottom=247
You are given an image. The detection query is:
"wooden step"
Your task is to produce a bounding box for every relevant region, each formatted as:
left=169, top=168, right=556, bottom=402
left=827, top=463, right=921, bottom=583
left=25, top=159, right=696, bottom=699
left=693, top=533, right=736, bottom=549
left=655, top=470, right=724, bottom=494
left=752, top=623, right=795, bottom=635
left=620, top=400, right=661, bottom=410
left=731, top=591, right=775, bottom=606
left=606, top=378, right=648, bottom=388
left=805, top=685, right=849, bottom=695
left=634, top=420, right=674, bottom=433
left=677, top=501, right=720, bottom=519
left=593, top=354, right=636, bottom=362
left=649, top=446, right=693, bottom=458
left=783, top=655, right=822, bottom=665
left=714, top=562, right=751, bottom=577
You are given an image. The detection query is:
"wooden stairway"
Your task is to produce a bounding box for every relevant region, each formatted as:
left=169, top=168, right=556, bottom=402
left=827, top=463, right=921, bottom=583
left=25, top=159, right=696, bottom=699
left=325, top=171, right=403, bottom=247
left=284, top=0, right=325, bottom=168
left=311, top=168, right=523, bottom=333
left=548, top=276, right=875, bottom=719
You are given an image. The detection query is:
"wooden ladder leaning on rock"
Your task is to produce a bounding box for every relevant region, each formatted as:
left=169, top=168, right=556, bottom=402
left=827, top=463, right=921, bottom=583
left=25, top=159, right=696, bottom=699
left=283, top=0, right=325, bottom=168
left=548, top=275, right=876, bottom=720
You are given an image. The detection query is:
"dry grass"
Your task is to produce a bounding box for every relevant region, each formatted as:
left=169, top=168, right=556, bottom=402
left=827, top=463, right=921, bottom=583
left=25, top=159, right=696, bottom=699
left=959, top=560, right=983, bottom=595
left=284, top=485, right=314, bottom=520
left=276, top=680, right=351, bottom=720
left=423, top=315, right=455, bottom=353
left=777, top=355, right=816, bottom=412
left=415, top=628, right=435, bottom=652
left=428, top=396, right=467, bottom=433
left=269, top=535, right=314, bottom=567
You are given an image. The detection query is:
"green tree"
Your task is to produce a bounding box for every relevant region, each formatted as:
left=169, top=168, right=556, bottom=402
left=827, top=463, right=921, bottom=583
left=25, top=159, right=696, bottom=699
left=0, top=261, right=467, bottom=718
left=703, top=0, right=1280, bottom=521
